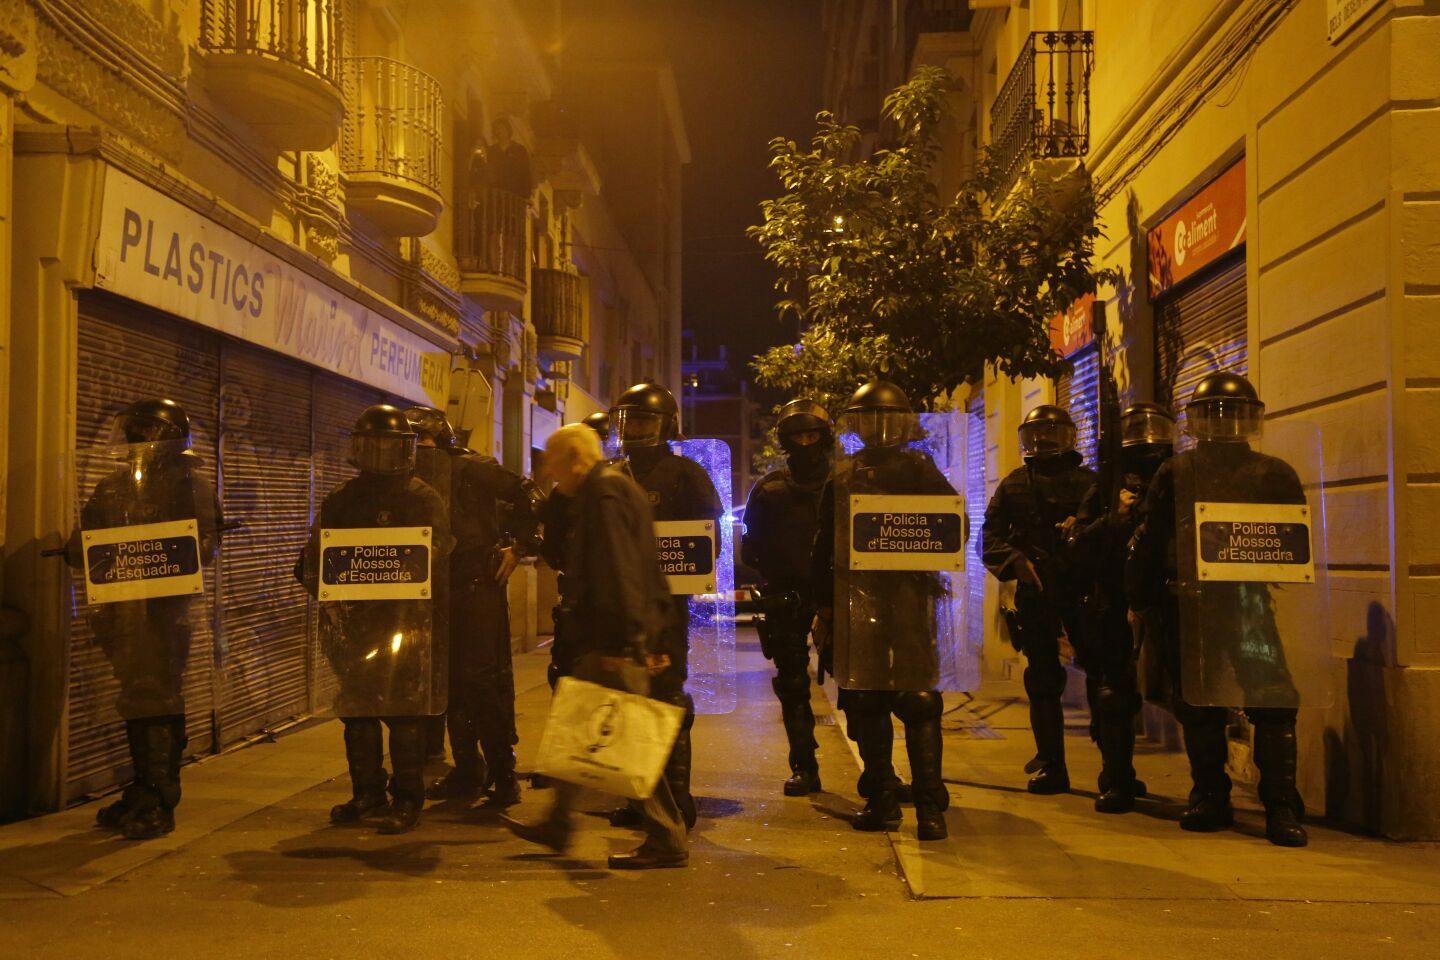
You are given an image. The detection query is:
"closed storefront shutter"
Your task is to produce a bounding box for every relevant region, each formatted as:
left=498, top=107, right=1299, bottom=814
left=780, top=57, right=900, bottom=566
left=1156, top=256, right=1248, bottom=438
left=964, top=388, right=986, bottom=656
left=1055, top=344, right=1100, bottom=466
left=215, top=343, right=314, bottom=743
left=71, top=296, right=221, bottom=800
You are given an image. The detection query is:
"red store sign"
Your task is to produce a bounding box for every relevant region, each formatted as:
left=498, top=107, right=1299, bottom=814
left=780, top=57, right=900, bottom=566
left=1049, top=293, right=1095, bottom=358
left=1147, top=157, right=1247, bottom=298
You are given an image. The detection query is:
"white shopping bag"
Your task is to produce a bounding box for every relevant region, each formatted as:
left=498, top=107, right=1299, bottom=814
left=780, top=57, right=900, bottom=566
left=534, top=676, right=685, bottom=800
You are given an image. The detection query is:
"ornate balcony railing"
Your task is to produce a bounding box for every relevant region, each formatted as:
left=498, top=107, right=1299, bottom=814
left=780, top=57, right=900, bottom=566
left=341, top=56, right=444, bottom=195
left=990, top=31, right=1094, bottom=199
left=532, top=268, right=587, bottom=360
left=459, top=188, right=528, bottom=284
left=200, top=0, right=342, bottom=85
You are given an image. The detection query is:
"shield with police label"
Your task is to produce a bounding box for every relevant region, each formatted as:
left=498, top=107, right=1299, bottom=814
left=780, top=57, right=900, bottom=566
left=1174, top=419, right=1333, bottom=709
left=667, top=438, right=737, bottom=714
left=303, top=465, right=449, bottom=718
left=833, top=411, right=975, bottom=692
left=69, top=440, right=223, bottom=721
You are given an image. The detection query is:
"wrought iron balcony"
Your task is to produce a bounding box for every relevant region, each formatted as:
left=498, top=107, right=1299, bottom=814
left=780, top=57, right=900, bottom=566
left=990, top=31, right=1094, bottom=199
left=198, top=0, right=345, bottom=150
left=458, top=188, right=529, bottom=312
left=531, top=268, right=588, bottom=363
left=341, top=56, right=444, bottom=237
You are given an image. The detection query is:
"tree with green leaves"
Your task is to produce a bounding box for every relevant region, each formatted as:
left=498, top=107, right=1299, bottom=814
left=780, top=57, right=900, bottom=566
left=748, top=65, right=1117, bottom=418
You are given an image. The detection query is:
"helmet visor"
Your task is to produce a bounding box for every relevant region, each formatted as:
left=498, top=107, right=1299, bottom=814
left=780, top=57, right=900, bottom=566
left=110, top=412, right=188, bottom=447
left=1121, top=410, right=1177, bottom=447
left=840, top=410, right=915, bottom=448
left=1185, top=398, right=1264, bottom=442
left=1019, top=421, right=1077, bottom=459
left=403, top=407, right=451, bottom=447
left=351, top=435, right=416, bottom=475
left=614, top=408, right=666, bottom=448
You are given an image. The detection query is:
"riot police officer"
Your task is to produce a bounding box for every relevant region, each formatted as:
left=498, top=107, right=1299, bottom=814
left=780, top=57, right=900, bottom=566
left=811, top=382, right=957, bottom=841
left=1069, top=402, right=1176, bottom=812
left=609, top=382, right=723, bottom=829
left=298, top=406, right=451, bottom=834
left=981, top=404, right=1094, bottom=794
left=742, top=399, right=831, bottom=796
left=1127, top=373, right=1309, bottom=847
left=405, top=405, right=541, bottom=808
left=70, top=398, right=222, bottom=840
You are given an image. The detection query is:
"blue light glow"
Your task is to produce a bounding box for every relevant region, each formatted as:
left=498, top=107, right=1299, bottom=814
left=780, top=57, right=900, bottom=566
left=671, top=438, right=737, bottom=713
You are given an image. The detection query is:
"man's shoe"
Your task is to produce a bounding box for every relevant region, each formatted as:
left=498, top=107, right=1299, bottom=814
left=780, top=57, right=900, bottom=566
left=377, top=798, right=422, bottom=835
left=330, top=793, right=390, bottom=824
left=1027, top=766, right=1071, bottom=795
left=608, top=840, right=688, bottom=870
left=95, top=798, right=133, bottom=830
left=503, top=814, right=572, bottom=854
left=425, top=772, right=481, bottom=802
left=1094, top=784, right=1137, bottom=814
left=608, top=805, right=643, bottom=828
left=915, top=804, right=948, bottom=841
left=783, top=768, right=821, bottom=797
left=852, top=795, right=902, bottom=832
left=484, top=775, right=522, bottom=808
left=894, top=782, right=914, bottom=805
left=121, top=807, right=174, bottom=841
left=1265, top=807, right=1308, bottom=848
left=1179, top=795, right=1234, bottom=832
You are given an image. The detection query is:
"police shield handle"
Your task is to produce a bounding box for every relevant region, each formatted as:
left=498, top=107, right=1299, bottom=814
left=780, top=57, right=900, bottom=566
left=652, top=520, right=718, bottom=595
left=319, top=526, right=433, bottom=601
left=847, top=494, right=966, bottom=572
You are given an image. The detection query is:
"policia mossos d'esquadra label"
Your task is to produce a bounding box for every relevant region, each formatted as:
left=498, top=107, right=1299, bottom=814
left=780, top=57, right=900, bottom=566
left=653, top=519, right=717, bottom=594
left=847, top=494, right=966, bottom=572
left=82, top=518, right=205, bottom=604
left=319, top=526, right=433, bottom=601
left=1194, top=502, right=1315, bottom=583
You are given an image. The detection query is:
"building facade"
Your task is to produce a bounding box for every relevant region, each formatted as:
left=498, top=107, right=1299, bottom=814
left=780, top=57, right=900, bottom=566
left=0, top=0, right=685, bottom=817
left=825, top=0, right=1440, bottom=838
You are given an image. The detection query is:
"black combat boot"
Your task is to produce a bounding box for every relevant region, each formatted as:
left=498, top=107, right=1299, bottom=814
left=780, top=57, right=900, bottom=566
left=121, top=718, right=184, bottom=841
left=850, top=708, right=902, bottom=832
left=480, top=726, right=522, bottom=808
left=897, top=692, right=949, bottom=841
left=1093, top=715, right=1138, bottom=814
left=428, top=708, right=484, bottom=801
left=98, top=722, right=147, bottom=830
left=776, top=676, right=821, bottom=796
left=665, top=726, right=697, bottom=830
left=332, top=719, right=390, bottom=824
left=1254, top=720, right=1308, bottom=848
left=379, top=719, right=426, bottom=834
left=1026, top=698, right=1070, bottom=794
left=1178, top=718, right=1234, bottom=832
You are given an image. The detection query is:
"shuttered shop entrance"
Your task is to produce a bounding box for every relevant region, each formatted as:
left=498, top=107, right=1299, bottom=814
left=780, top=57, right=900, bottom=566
left=1155, top=255, right=1248, bottom=437
left=1055, top=344, right=1100, bottom=466
left=964, top=388, right=987, bottom=656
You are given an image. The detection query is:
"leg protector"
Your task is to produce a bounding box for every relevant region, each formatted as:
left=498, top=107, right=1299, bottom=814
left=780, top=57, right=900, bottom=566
left=342, top=718, right=388, bottom=801
left=895, top=691, right=947, bottom=811
left=772, top=669, right=818, bottom=773
left=844, top=691, right=899, bottom=800
left=663, top=692, right=697, bottom=829
left=385, top=718, right=427, bottom=807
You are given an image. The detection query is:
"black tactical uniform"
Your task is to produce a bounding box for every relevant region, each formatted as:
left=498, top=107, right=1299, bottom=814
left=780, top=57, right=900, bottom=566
left=1069, top=402, right=1175, bottom=812
left=1127, top=374, right=1308, bottom=847
left=743, top=399, right=831, bottom=796
left=408, top=406, right=541, bottom=807
left=982, top=405, right=1094, bottom=794
left=298, top=406, right=451, bottom=835
left=73, top=399, right=222, bottom=841
left=612, top=382, right=723, bottom=829
left=812, top=382, right=957, bottom=842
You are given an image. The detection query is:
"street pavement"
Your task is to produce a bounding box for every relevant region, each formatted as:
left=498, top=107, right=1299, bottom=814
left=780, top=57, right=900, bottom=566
left=1, top=628, right=1437, bottom=960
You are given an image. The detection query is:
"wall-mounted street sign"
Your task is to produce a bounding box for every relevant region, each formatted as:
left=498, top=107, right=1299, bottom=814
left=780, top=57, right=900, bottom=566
left=1327, top=0, right=1385, bottom=44
left=848, top=494, right=966, bottom=571
left=1194, top=502, right=1314, bottom=583
left=319, top=527, right=433, bottom=601
left=654, top=520, right=717, bottom=595
left=83, top=518, right=203, bottom=604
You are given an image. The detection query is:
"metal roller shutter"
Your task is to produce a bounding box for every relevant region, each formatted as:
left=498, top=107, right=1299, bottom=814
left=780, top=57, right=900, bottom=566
left=964, top=388, right=987, bottom=656
left=1056, top=344, right=1100, bottom=467
left=1156, top=256, right=1248, bottom=440
left=216, top=344, right=314, bottom=743
left=71, top=297, right=221, bottom=801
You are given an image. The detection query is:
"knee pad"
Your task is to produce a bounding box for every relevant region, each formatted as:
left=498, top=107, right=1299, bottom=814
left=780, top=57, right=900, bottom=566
left=1023, top=661, right=1067, bottom=700
left=841, top=689, right=892, bottom=718
left=893, top=690, right=943, bottom=724
left=1093, top=682, right=1141, bottom=721
left=1245, top=706, right=1298, bottom=729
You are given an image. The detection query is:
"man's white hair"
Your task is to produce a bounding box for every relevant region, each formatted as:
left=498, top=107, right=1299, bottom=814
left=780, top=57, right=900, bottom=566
left=547, top=422, right=603, bottom=465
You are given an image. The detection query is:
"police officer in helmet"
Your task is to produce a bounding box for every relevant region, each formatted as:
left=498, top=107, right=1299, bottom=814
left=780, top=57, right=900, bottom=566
left=1127, top=373, right=1309, bottom=847
left=742, top=398, right=832, bottom=796
left=982, top=404, right=1095, bottom=794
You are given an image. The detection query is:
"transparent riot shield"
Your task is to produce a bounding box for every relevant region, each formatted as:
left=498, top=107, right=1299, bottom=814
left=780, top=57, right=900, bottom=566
left=916, top=411, right=980, bottom=692
left=668, top=438, right=737, bottom=714
left=833, top=413, right=972, bottom=692
left=303, top=459, right=448, bottom=718
left=1174, top=419, right=1333, bottom=709
left=68, top=440, right=222, bottom=722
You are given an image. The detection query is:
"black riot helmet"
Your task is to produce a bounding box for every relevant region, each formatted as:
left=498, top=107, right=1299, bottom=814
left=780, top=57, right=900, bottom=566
left=612, top=381, right=680, bottom=450
left=1186, top=371, right=1264, bottom=442
left=403, top=405, right=457, bottom=449
left=841, top=380, right=914, bottom=449
left=1019, top=405, right=1077, bottom=460
left=113, top=397, right=192, bottom=447
left=581, top=411, right=611, bottom=442
left=351, top=404, right=417, bottom=476
left=1120, top=402, right=1177, bottom=449
left=776, top=398, right=832, bottom=454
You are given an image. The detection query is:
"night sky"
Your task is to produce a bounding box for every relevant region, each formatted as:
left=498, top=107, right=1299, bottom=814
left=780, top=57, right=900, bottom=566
left=660, top=0, right=826, bottom=373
